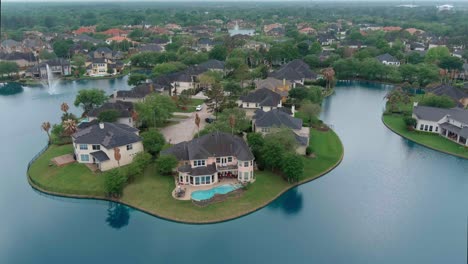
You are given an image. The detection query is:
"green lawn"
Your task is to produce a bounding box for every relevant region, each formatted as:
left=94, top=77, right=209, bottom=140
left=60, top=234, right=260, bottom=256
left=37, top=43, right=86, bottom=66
left=28, top=128, right=343, bottom=223
left=28, top=145, right=106, bottom=196
left=383, top=115, right=468, bottom=159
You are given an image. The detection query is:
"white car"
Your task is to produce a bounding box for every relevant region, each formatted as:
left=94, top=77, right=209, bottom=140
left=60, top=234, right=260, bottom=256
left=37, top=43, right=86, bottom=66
left=195, top=105, right=203, bottom=111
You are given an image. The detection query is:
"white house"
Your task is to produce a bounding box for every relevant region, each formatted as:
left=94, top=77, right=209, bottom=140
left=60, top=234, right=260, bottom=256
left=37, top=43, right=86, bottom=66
left=412, top=103, right=468, bottom=146
left=72, top=122, right=144, bottom=171
left=237, top=88, right=283, bottom=117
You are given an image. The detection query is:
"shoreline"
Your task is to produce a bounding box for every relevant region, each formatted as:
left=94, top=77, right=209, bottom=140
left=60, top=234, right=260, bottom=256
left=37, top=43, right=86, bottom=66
left=382, top=115, right=468, bottom=160
left=27, top=133, right=344, bottom=225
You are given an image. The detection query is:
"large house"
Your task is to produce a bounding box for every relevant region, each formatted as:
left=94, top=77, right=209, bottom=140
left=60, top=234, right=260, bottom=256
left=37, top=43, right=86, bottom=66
left=269, top=59, right=317, bottom=86
left=254, top=77, right=291, bottom=101
left=0, top=52, right=37, bottom=68
left=25, top=58, right=71, bottom=78
left=238, top=88, right=283, bottom=116
left=412, top=103, right=468, bottom=146
left=253, top=109, right=310, bottom=155
left=376, top=53, right=400, bottom=66
left=87, top=101, right=135, bottom=127
left=72, top=122, right=144, bottom=171
left=162, top=132, right=255, bottom=185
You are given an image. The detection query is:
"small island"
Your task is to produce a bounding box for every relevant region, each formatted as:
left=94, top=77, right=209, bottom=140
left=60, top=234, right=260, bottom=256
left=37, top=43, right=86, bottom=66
left=27, top=62, right=343, bottom=223
left=382, top=84, right=468, bottom=159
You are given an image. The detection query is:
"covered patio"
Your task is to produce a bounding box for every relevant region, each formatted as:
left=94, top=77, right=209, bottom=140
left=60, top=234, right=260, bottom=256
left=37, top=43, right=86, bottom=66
left=440, top=123, right=468, bottom=146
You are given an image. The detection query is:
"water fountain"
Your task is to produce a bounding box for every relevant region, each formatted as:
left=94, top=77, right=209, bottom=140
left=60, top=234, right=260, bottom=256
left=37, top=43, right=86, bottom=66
left=42, top=64, right=60, bottom=95
left=234, top=21, right=239, bottom=31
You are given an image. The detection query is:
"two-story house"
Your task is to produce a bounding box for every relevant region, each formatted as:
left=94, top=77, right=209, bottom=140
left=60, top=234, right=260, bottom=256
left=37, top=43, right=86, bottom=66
left=269, top=59, right=317, bottom=86
left=252, top=109, right=310, bottom=155
left=161, top=132, right=255, bottom=185
left=72, top=122, right=144, bottom=171
left=237, top=88, right=283, bottom=117
left=87, top=101, right=135, bottom=127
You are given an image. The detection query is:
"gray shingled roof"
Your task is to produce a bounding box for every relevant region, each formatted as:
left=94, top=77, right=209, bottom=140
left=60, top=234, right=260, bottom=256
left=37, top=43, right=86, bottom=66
left=90, top=150, right=110, bottom=162
left=253, top=109, right=302, bottom=129
left=413, top=106, right=468, bottom=124
left=162, top=132, right=254, bottom=161
left=426, top=84, right=467, bottom=107
left=88, top=101, right=133, bottom=118
left=376, top=53, right=399, bottom=63
left=269, top=59, right=317, bottom=81
left=239, top=88, right=281, bottom=107
left=72, top=122, right=141, bottom=149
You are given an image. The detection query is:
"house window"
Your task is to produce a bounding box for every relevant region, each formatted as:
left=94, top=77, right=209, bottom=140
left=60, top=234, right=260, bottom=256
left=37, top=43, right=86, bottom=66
left=424, top=125, right=428, bottom=131
left=79, top=144, right=88, bottom=150
left=435, top=127, right=438, bottom=132
left=244, top=172, right=249, bottom=180
left=194, top=160, right=205, bottom=167
left=261, top=127, right=270, bottom=133
left=92, top=145, right=100, bottom=150
left=251, top=161, right=253, bottom=166
left=195, top=177, right=200, bottom=185
left=80, top=154, right=89, bottom=162
left=127, top=144, right=133, bottom=150
left=227, top=157, right=232, bottom=162
left=244, top=161, right=249, bottom=167
left=429, top=126, right=433, bottom=132
left=420, top=124, right=424, bottom=130
left=246, top=103, right=250, bottom=107
left=216, top=157, right=220, bottom=163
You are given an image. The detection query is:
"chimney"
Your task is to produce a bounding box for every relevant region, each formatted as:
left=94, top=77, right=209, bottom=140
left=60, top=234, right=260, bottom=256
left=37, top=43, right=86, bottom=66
left=291, top=105, right=296, bottom=116
left=283, top=78, right=286, bottom=86
left=99, top=122, right=105, bottom=129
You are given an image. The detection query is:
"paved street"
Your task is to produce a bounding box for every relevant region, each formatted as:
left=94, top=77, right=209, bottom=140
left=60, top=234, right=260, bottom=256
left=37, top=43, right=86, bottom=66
left=160, top=103, right=211, bottom=144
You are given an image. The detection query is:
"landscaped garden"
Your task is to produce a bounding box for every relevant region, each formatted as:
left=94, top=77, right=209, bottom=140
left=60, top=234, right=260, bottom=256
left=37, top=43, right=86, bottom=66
left=28, top=128, right=343, bottom=223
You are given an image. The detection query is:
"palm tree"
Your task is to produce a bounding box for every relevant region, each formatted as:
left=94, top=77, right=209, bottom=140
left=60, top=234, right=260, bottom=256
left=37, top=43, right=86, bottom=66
left=41, top=121, right=51, bottom=143
left=229, top=114, right=236, bottom=135
left=63, top=119, right=77, bottom=136
left=322, top=67, right=335, bottom=90
left=60, top=102, right=69, bottom=113
left=114, top=147, right=121, bottom=167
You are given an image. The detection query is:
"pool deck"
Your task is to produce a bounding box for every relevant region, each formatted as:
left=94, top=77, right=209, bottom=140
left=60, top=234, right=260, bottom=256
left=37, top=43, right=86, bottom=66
left=172, top=178, right=240, bottom=200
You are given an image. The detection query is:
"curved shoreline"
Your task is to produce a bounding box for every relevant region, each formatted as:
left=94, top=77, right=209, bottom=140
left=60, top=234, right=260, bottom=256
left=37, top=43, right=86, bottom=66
left=27, top=136, right=344, bottom=225
left=382, top=116, right=468, bottom=160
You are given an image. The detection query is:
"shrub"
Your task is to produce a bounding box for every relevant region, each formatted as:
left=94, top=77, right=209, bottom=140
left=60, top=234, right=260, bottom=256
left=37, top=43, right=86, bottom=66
left=155, top=154, right=178, bottom=175
left=125, top=152, right=152, bottom=182
left=104, top=169, right=128, bottom=198
left=0, top=82, right=23, bottom=95
left=403, top=116, right=417, bottom=128
left=420, top=94, right=455, bottom=108
left=306, top=146, right=314, bottom=156
left=141, top=129, right=166, bottom=156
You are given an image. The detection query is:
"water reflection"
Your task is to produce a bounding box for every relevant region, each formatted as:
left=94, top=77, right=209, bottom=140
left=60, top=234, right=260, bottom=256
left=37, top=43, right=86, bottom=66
left=106, top=202, right=131, bottom=229
left=268, top=188, right=303, bottom=216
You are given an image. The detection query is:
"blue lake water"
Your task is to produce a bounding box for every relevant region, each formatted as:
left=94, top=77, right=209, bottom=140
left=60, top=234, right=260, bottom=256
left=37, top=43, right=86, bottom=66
left=0, top=79, right=466, bottom=263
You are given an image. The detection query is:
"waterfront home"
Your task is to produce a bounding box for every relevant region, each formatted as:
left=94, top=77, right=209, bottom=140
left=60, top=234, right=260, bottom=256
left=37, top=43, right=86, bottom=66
left=237, top=88, right=282, bottom=117
left=72, top=122, right=143, bottom=171
left=253, top=109, right=309, bottom=155
left=86, top=58, right=108, bottom=76
left=161, top=132, right=255, bottom=185
left=269, top=59, right=317, bottom=86
left=376, top=53, right=400, bottom=66
left=25, top=58, right=71, bottom=78
left=412, top=103, right=468, bottom=146
left=88, top=101, right=135, bottom=127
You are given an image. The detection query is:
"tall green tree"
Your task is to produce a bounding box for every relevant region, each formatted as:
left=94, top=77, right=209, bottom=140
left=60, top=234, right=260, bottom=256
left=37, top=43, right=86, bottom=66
left=135, top=93, right=176, bottom=127
left=205, top=83, right=226, bottom=118
left=281, top=153, right=304, bottom=183
left=141, top=129, right=166, bottom=156
left=74, top=89, right=107, bottom=114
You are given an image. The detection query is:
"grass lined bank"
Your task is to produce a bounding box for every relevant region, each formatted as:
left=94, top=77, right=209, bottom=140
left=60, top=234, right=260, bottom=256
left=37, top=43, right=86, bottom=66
left=28, top=128, right=343, bottom=223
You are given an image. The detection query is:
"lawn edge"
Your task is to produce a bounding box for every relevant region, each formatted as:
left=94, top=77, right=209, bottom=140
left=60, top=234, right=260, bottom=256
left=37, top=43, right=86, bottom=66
left=27, top=131, right=344, bottom=225
left=382, top=115, right=468, bottom=160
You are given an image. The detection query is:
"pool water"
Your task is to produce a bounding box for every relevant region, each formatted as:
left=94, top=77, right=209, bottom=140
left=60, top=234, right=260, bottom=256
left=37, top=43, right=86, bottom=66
left=191, top=184, right=241, bottom=201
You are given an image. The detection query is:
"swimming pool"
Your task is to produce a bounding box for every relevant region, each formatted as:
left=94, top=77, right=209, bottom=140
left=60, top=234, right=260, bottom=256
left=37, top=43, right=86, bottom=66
left=191, top=184, right=241, bottom=201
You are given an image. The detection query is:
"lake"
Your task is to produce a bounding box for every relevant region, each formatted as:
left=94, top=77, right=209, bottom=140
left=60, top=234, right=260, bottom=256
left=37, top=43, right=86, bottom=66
left=0, top=79, right=466, bottom=263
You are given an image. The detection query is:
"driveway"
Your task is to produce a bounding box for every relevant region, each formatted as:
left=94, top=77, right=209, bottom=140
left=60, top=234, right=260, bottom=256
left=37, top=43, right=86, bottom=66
left=160, top=104, right=212, bottom=144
